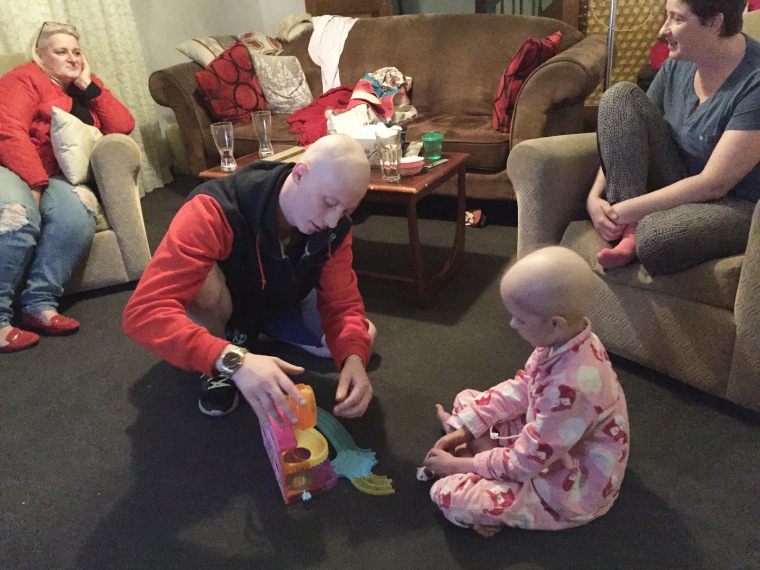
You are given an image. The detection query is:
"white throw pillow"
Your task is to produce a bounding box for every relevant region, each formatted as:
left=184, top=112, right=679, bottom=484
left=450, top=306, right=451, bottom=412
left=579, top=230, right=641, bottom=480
left=176, top=35, right=237, bottom=67
left=251, top=54, right=313, bottom=114
left=50, top=107, right=103, bottom=185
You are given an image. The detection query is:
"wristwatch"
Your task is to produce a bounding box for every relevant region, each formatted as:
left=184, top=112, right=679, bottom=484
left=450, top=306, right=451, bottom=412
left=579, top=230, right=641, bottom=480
left=217, top=346, right=248, bottom=378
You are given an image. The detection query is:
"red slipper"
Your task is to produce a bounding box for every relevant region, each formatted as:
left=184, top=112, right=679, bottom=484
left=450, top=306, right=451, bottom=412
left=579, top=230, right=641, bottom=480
left=20, top=313, right=80, bottom=336
left=0, top=327, right=40, bottom=353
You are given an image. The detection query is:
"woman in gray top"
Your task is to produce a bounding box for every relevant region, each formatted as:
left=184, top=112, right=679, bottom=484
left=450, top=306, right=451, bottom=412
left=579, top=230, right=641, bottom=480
left=587, top=0, right=760, bottom=275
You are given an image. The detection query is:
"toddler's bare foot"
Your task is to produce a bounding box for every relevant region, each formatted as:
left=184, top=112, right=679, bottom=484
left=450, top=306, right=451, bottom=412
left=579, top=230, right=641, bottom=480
left=435, top=404, right=451, bottom=429
left=473, top=524, right=501, bottom=538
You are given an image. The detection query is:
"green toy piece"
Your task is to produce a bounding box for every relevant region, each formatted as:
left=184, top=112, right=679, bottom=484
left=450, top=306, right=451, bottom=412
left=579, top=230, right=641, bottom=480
left=316, top=407, right=395, bottom=495
left=352, top=473, right=395, bottom=496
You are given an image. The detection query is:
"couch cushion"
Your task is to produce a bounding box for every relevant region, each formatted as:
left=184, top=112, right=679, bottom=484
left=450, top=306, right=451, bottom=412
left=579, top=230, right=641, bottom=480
left=404, top=113, right=509, bottom=172
left=338, top=14, right=583, bottom=117
left=562, top=220, right=741, bottom=311
left=493, top=30, right=562, bottom=133
left=195, top=40, right=267, bottom=122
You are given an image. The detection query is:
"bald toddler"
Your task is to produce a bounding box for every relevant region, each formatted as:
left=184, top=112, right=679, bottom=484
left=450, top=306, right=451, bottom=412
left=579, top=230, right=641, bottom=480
left=422, top=246, right=630, bottom=537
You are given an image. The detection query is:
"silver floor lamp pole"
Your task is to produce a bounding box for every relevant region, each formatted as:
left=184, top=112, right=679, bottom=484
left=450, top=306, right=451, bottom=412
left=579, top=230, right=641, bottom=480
left=604, top=0, right=618, bottom=90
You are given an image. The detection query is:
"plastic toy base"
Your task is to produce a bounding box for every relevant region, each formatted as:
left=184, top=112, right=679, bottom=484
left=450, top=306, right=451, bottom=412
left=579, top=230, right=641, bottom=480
left=260, top=384, right=338, bottom=504
left=282, top=461, right=338, bottom=504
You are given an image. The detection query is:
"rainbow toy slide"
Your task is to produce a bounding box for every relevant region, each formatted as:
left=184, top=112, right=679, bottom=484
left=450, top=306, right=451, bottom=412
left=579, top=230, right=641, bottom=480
left=260, top=384, right=395, bottom=504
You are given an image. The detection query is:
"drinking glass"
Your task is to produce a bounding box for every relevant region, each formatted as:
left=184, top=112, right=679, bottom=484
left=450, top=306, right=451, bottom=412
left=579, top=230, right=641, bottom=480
left=210, top=121, right=237, bottom=172
left=375, top=127, right=402, bottom=183
left=252, top=110, right=274, bottom=157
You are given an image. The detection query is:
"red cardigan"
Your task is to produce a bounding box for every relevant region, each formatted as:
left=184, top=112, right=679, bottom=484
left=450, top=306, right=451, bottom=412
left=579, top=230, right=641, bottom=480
left=0, top=62, right=135, bottom=188
left=123, top=195, right=371, bottom=376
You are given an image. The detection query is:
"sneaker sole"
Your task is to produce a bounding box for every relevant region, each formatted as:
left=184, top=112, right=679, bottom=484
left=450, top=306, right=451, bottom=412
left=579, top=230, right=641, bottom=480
left=198, top=392, right=240, bottom=417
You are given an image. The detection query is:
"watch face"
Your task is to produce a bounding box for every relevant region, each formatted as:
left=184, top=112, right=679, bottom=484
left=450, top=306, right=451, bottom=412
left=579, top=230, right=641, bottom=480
left=222, top=350, right=243, bottom=374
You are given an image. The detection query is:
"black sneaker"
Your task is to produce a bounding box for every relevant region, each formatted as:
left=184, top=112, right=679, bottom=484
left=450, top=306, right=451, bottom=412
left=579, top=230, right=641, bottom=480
left=198, top=374, right=240, bottom=417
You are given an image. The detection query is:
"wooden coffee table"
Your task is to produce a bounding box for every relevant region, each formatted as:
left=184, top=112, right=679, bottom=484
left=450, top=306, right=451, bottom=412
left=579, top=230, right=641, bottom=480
left=198, top=145, right=303, bottom=179
left=360, top=152, right=468, bottom=307
left=199, top=148, right=469, bottom=307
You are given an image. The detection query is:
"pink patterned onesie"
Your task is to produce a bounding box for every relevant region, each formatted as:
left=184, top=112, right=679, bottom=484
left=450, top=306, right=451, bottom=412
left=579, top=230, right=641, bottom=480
left=430, top=323, right=629, bottom=531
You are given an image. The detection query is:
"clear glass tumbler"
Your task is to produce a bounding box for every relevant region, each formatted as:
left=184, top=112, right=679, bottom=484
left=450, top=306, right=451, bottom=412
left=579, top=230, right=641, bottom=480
left=252, top=110, right=274, bottom=157
left=376, top=127, right=402, bottom=183
left=210, top=121, right=237, bottom=172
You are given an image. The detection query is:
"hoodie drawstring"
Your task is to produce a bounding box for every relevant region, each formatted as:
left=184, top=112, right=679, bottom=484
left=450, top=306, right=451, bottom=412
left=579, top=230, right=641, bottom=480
left=256, top=234, right=266, bottom=290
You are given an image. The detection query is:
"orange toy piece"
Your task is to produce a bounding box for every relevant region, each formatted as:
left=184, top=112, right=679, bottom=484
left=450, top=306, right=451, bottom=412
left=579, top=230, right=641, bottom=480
left=260, top=384, right=338, bottom=503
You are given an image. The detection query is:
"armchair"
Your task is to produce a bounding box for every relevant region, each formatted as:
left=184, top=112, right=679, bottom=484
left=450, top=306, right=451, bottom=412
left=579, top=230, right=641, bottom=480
left=0, top=53, right=151, bottom=294
left=507, top=133, right=760, bottom=413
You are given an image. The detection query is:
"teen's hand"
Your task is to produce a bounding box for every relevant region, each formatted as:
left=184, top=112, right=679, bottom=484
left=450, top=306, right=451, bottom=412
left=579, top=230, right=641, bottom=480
left=333, top=355, right=372, bottom=418
left=232, top=354, right=305, bottom=426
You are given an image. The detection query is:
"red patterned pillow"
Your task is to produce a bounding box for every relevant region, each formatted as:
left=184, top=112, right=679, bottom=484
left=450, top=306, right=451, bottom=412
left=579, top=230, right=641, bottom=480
left=195, top=40, right=267, bottom=122
left=492, top=31, right=562, bottom=133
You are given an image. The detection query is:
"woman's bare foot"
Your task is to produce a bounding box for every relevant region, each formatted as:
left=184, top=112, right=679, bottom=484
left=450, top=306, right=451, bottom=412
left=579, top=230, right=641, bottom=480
left=30, top=309, right=60, bottom=325
left=473, top=524, right=502, bottom=538
left=0, top=324, right=14, bottom=347
left=435, top=404, right=451, bottom=429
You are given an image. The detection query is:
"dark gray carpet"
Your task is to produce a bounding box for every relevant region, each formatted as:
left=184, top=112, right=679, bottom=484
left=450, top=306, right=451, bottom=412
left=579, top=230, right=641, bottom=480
left=2, top=175, right=759, bottom=570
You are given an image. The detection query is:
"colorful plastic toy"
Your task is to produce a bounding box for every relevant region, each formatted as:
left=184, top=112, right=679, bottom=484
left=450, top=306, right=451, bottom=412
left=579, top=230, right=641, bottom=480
left=316, top=407, right=395, bottom=496
left=260, top=384, right=338, bottom=504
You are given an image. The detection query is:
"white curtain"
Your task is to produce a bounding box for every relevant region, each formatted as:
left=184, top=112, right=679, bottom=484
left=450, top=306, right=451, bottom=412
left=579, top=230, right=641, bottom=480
left=0, top=0, right=172, bottom=196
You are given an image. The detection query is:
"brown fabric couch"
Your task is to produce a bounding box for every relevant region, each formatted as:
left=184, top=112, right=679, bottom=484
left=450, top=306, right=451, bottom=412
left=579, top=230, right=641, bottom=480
left=149, top=13, right=606, bottom=200
left=507, top=133, right=760, bottom=413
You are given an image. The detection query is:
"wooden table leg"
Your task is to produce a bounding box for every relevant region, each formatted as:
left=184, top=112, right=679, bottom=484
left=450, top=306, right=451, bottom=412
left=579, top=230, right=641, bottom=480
left=425, top=167, right=466, bottom=304
left=357, top=153, right=469, bottom=307
left=405, top=197, right=429, bottom=306
left=406, top=166, right=467, bottom=307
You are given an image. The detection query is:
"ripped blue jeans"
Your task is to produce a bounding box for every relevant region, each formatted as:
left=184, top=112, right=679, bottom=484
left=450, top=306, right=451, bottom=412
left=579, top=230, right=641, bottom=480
left=0, top=166, right=96, bottom=328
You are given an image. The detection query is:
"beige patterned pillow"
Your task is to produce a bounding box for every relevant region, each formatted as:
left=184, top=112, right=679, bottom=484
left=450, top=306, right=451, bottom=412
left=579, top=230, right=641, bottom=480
left=251, top=55, right=313, bottom=114
left=239, top=31, right=283, bottom=57
left=176, top=35, right=237, bottom=67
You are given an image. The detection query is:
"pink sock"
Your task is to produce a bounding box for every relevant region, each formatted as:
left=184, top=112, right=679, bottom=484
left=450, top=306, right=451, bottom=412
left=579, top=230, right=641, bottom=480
left=597, top=224, right=637, bottom=269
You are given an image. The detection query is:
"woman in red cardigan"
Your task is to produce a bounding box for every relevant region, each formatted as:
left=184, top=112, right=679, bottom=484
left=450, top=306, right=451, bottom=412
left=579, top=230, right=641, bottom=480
left=0, top=22, right=135, bottom=352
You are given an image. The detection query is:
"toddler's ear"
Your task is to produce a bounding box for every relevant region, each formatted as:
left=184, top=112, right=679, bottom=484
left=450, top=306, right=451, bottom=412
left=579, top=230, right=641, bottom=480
left=551, top=315, right=568, bottom=330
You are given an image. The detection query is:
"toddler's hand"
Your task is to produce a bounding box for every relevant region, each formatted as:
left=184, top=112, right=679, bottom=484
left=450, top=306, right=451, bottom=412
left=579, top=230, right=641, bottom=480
left=424, top=448, right=465, bottom=477
left=433, top=427, right=470, bottom=452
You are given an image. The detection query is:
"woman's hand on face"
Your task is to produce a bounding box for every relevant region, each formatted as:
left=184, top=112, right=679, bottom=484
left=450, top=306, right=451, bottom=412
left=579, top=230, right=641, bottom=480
left=587, top=193, right=623, bottom=242
left=73, top=53, right=92, bottom=91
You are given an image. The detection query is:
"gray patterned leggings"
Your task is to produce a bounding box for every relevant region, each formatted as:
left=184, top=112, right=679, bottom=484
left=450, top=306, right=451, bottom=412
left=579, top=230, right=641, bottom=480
left=597, top=81, right=755, bottom=275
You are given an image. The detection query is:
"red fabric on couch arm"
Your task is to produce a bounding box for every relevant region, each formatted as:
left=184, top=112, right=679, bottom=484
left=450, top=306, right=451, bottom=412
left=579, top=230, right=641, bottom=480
left=492, top=31, right=562, bottom=133
left=195, top=40, right=267, bottom=122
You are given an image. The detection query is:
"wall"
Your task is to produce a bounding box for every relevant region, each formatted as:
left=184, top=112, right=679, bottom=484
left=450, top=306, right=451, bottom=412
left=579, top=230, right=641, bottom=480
left=130, top=0, right=307, bottom=76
